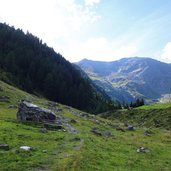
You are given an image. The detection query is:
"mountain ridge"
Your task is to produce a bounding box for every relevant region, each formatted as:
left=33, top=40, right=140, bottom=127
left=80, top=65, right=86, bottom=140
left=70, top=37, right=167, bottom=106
left=76, top=57, right=171, bottom=103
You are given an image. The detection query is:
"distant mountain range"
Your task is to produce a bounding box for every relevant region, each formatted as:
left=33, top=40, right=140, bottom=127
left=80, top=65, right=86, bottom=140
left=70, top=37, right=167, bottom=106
left=76, top=57, right=171, bottom=103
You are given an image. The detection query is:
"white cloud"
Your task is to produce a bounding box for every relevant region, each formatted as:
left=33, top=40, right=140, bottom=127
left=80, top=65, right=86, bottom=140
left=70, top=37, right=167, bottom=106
left=161, top=42, right=171, bottom=62
left=0, top=0, right=138, bottom=62
left=0, top=0, right=170, bottom=63
left=59, top=37, right=138, bottom=62
left=0, top=0, right=100, bottom=46
left=85, top=0, right=100, bottom=6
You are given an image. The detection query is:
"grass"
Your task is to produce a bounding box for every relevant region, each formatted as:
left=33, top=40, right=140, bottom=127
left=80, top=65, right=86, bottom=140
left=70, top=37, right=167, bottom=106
left=0, top=120, right=66, bottom=171
left=0, top=80, right=171, bottom=170
left=101, top=101, right=171, bottom=130
left=138, top=102, right=171, bottom=109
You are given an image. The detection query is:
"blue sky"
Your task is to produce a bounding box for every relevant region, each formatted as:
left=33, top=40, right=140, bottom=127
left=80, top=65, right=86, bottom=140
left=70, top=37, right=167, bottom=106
left=0, top=0, right=171, bottom=62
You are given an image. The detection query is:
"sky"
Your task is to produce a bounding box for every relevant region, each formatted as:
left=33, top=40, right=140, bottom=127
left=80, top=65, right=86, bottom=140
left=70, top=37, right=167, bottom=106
left=0, top=0, right=171, bottom=63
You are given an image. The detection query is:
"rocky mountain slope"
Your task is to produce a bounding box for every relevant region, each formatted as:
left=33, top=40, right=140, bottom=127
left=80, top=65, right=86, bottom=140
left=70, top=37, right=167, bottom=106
left=76, top=57, right=171, bottom=103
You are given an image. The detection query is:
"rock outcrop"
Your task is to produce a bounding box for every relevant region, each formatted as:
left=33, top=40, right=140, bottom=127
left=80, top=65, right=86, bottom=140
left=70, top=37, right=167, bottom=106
left=17, top=101, right=56, bottom=122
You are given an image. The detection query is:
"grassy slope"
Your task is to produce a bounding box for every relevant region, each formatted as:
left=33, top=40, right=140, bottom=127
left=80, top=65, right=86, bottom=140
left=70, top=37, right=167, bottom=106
left=138, top=103, right=171, bottom=109
left=0, top=80, right=171, bottom=171
left=100, top=103, right=171, bottom=130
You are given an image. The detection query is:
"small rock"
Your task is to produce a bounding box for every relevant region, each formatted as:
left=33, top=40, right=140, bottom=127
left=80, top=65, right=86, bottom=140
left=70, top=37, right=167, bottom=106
left=0, top=96, right=10, bottom=102
left=0, top=99, right=10, bottom=102
left=0, top=95, right=10, bottom=99
left=108, top=122, right=118, bottom=128
left=124, top=122, right=129, bottom=127
left=154, top=119, right=160, bottom=127
left=70, top=119, right=77, bottom=124
left=20, top=146, right=32, bottom=151
left=103, top=131, right=112, bottom=137
left=63, top=106, right=71, bottom=110
left=40, top=128, right=48, bottom=133
left=56, top=125, right=64, bottom=129
left=70, top=137, right=81, bottom=142
left=65, top=123, right=77, bottom=134
left=48, top=101, right=58, bottom=108
left=80, top=113, right=89, bottom=118
left=8, top=105, right=17, bottom=109
left=144, top=130, right=154, bottom=136
left=44, top=123, right=64, bottom=130
left=89, top=115, right=95, bottom=119
left=0, top=144, right=9, bottom=150
left=94, top=119, right=100, bottom=124
left=137, top=147, right=150, bottom=153
left=127, top=125, right=135, bottom=131
left=57, top=108, right=63, bottom=112
left=42, top=150, right=48, bottom=153
left=116, top=127, right=125, bottom=132
left=91, top=127, right=102, bottom=136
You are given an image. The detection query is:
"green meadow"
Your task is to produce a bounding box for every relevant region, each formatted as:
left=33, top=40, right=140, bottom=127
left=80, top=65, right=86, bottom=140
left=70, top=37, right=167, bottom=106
left=0, top=81, right=171, bottom=171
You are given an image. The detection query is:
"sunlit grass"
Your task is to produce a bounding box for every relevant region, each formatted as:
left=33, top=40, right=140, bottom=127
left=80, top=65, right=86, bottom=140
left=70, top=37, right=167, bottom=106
left=138, top=102, right=171, bottom=109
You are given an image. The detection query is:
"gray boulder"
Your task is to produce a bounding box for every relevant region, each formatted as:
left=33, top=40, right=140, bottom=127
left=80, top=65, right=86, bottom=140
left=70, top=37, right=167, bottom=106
left=17, top=101, right=56, bottom=122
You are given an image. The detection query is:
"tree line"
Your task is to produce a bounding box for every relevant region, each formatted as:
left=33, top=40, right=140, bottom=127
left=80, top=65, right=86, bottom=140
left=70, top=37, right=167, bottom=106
left=122, top=98, right=144, bottom=109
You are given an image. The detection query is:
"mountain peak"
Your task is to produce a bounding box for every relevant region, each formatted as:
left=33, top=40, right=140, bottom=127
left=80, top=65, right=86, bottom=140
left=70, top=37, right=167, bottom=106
left=79, top=57, right=164, bottom=64
left=81, top=58, right=89, bottom=61
left=76, top=57, right=171, bottom=102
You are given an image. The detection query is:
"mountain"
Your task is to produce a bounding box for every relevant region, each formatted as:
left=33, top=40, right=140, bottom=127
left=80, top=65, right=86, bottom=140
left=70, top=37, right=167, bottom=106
left=76, top=57, right=171, bottom=103
left=0, top=23, right=115, bottom=113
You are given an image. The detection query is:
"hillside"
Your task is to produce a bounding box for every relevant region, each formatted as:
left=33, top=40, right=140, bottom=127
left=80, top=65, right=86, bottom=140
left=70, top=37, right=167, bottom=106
left=0, top=23, right=114, bottom=113
left=76, top=58, right=171, bottom=103
left=100, top=103, right=171, bottom=130
left=0, top=80, right=171, bottom=171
